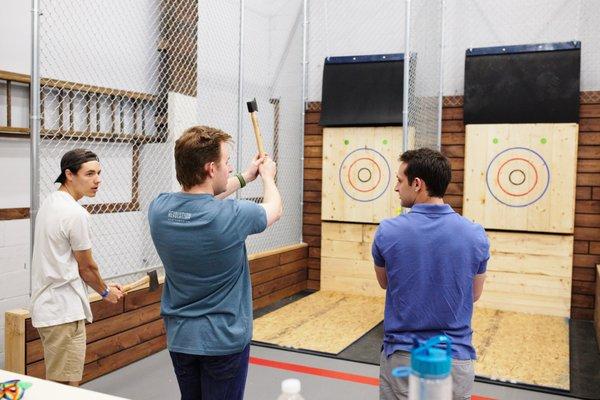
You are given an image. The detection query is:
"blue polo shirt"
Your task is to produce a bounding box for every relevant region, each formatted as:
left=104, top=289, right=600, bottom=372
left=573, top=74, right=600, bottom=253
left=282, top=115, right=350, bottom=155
left=372, top=203, right=489, bottom=360
left=148, top=192, right=267, bottom=355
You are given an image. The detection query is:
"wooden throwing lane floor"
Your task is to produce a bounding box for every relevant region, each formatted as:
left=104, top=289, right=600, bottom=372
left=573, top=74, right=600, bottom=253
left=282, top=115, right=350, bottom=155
left=253, top=291, right=384, bottom=354
left=473, top=307, right=570, bottom=390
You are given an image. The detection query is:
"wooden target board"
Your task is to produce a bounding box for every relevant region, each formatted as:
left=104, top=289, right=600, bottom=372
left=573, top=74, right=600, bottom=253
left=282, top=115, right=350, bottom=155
left=320, top=222, right=384, bottom=298
left=463, top=123, right=578, bottom=233
left=322, top=127, right=410, bottom=223
left=476, top=231, right=573, bottom=317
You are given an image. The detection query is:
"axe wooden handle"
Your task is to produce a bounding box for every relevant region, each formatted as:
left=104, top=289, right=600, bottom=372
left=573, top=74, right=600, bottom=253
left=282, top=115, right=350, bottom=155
left=122, top=275, right=149, bottom=293
left=249, top=112, right=266, bottom=157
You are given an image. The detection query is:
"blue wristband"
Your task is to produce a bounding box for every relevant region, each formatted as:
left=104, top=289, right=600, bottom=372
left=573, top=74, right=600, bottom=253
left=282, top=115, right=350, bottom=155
left=100, top=288, right=109, bottom=298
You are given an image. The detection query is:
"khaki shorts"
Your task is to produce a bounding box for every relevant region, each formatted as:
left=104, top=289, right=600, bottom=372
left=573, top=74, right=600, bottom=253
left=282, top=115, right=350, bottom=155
left=37, top=319, right=86, bottom=382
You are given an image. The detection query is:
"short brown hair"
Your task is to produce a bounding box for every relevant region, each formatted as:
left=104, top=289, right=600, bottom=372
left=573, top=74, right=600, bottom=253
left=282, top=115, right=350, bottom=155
left=174, top=126, right=232, bottom=190
left=400, top=148, right=451, bottom=198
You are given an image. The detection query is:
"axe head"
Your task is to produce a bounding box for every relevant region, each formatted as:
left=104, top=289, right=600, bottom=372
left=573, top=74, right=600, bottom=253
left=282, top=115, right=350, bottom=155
left=246, top=98, right=258, bottom=113
left=147, top=270, right=159, bottom=292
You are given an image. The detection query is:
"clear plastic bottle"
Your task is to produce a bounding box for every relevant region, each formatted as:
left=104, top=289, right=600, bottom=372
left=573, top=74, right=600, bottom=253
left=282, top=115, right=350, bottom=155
left=276, top=378, right=305, bottom=400
left=392, top=335, right=453, bottom=400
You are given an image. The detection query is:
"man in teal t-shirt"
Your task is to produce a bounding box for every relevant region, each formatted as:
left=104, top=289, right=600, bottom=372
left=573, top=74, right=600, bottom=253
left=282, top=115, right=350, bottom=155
left=149, top=125, right=282, bottom=400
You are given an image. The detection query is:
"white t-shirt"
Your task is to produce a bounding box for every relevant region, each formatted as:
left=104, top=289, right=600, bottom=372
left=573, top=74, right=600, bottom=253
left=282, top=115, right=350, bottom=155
left=30, top=191, right=94, bottom=327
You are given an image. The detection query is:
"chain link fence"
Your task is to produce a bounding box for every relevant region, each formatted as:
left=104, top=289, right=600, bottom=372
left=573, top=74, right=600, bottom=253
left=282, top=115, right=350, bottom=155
left=35, top=0, right=305, bottom=284
left=407, top=0, right=444, bottom=150
left=306, top=0, right=443, bottom=150
left=442, top=0, right=600, bottom=103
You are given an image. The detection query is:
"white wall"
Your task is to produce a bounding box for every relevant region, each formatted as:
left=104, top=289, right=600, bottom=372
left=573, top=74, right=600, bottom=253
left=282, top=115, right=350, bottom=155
left=0, top=1, right=31, bottom=74
left=0, top=139, right=30, bottom=368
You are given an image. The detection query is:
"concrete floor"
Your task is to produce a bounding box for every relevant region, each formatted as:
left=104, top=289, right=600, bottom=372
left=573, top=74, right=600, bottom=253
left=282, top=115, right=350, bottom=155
left=82, top=345, right=575, bottom=400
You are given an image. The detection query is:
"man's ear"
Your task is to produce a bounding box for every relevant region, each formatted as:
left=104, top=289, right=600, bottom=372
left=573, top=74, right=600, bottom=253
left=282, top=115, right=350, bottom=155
left=413, top=177, right=422, bottom=191
left=65, top=169, right=74, bottom=182
left=204, top=162, right=215, bottom=178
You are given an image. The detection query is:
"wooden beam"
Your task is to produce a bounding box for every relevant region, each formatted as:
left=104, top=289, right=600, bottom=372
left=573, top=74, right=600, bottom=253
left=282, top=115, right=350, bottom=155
left=248, top=243, right=308, bottom=261
left=0, top=70, right=29, bottom=84
left=0, top=208, right=29, bottom=220
left=0, top=126, right=29, bottom=136
left=4, top=309, right=29, bottom=374
left=0, top=69, right=156, bottom=102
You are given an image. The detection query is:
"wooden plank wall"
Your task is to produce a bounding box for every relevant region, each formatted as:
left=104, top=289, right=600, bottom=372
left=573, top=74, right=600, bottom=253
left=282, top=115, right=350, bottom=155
left=304, top=103, right=324, bottom=291
left=303, top=94, right=600, bottom=320
left=6, top=244, right=308, bottom=381
left=24, top=286, right=166, bottom=383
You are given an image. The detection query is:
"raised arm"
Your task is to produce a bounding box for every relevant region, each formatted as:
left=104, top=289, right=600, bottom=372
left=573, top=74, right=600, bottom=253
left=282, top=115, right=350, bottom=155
left=259, top=157, right=282, bottom=227
left=216, top=153, right=263, bottom=200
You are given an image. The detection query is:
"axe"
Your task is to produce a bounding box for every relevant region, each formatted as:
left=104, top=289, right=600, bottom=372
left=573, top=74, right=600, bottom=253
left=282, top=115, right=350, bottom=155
left=246, top=98, right=266, bottom=157
left=122, top=270, right=160, bottom=293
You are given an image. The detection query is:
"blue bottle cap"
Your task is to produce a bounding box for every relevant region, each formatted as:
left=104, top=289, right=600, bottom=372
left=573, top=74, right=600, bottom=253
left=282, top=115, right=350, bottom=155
left=410, top=335, right=452, bottom=379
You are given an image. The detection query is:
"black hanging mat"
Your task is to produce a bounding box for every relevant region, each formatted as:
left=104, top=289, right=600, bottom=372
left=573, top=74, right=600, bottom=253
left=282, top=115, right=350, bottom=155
left=464, top=41, right=581, bottom=124
left=320, top=53, right=404, bottom=127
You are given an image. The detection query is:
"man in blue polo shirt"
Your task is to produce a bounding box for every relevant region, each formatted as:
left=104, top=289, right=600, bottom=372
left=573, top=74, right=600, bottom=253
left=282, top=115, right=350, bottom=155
left=148, top=126, right=282, bottom=400
left=373, top=148, right=489, bottom=400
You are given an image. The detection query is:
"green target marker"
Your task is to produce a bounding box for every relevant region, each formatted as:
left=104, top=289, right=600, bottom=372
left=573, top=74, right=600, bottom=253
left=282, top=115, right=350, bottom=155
left=541, top=138, right=547, bottom=144
left=492, top=138, right=499, bottom=144
left=344, top=139, right=349, bottom=145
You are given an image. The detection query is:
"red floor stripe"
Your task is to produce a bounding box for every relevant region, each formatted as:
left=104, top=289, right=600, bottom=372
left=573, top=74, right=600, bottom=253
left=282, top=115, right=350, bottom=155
left=250, top=356, right=379, bottom=386
left=249, top=356, right=495, bottom=400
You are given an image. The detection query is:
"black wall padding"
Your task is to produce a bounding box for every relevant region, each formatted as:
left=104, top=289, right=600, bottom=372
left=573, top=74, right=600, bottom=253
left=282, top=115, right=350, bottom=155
left=320, top=60, right=404, bottom=126
left=464, top=48, right=580, bottom=124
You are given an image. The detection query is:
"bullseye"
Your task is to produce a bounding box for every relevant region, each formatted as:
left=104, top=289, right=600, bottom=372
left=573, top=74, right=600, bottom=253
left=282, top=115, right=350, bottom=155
left=357, top=167, right=372, bottom=183
left=508, top=169, right=526, bottom=186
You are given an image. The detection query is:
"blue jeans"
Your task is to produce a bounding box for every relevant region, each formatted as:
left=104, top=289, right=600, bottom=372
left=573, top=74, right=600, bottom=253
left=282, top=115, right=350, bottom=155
left=169, top=344, right=250, bottom=400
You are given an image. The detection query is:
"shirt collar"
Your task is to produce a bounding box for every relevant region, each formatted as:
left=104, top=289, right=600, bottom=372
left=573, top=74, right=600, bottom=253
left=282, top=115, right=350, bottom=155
left=409, top=203, right=454, bottom=214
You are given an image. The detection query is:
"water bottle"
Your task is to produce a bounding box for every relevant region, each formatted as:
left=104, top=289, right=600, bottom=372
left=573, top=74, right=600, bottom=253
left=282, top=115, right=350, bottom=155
left=392, top=335, right=453, bottom=400
left=276, top=378, right=305, bottom=400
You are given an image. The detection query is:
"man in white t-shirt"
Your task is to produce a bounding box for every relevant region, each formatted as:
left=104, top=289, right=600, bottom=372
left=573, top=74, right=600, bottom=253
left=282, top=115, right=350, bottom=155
left=30, top=149, right=124, bottom=386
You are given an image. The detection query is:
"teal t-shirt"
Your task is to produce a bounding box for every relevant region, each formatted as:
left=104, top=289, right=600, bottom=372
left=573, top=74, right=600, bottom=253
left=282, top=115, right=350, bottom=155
left=148, top=192, right=267, bottom=355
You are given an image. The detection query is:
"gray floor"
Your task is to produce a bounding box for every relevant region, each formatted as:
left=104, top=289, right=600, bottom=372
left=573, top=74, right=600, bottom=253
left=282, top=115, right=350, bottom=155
left=82, top=345, right=576, bottom=400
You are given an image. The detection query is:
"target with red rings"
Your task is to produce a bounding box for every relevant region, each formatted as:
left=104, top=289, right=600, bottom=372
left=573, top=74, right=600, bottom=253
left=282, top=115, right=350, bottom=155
left=485, top=147, right=550, bottom=208
left=339, top=147, right=391, bottom=202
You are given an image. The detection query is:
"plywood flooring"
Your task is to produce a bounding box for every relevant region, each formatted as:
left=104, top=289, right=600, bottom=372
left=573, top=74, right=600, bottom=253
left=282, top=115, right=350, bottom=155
left=253, top=291, right=384, bottom=354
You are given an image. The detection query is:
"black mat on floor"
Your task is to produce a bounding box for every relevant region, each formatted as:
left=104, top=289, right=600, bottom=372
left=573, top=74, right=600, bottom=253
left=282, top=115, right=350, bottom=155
left=253, top=291, right=600, bottom=399
left=570, top=319, right=600, bottom=400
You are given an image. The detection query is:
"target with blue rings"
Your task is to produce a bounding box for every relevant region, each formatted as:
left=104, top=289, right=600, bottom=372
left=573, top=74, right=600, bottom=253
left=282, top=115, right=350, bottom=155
left=485, top=147, right=551, bottom=208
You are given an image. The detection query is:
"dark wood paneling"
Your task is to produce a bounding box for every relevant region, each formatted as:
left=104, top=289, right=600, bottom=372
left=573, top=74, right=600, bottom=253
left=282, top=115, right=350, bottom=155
left=252, top=270, right=307, bottom=299
left=279, top=246, right=309, bottom=265
left=84, top=319, right=165, bottom=364
left=124, top=285, right=163, bottom=312
left=249, top=254, right=280, bottom=274
left=0, top=208, right=29, bottom=220
left=253, top=282, right=308, bottom=310
left=81, top=335, right=166, bottom=383
left=251, top=259, right=307, bottom=287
